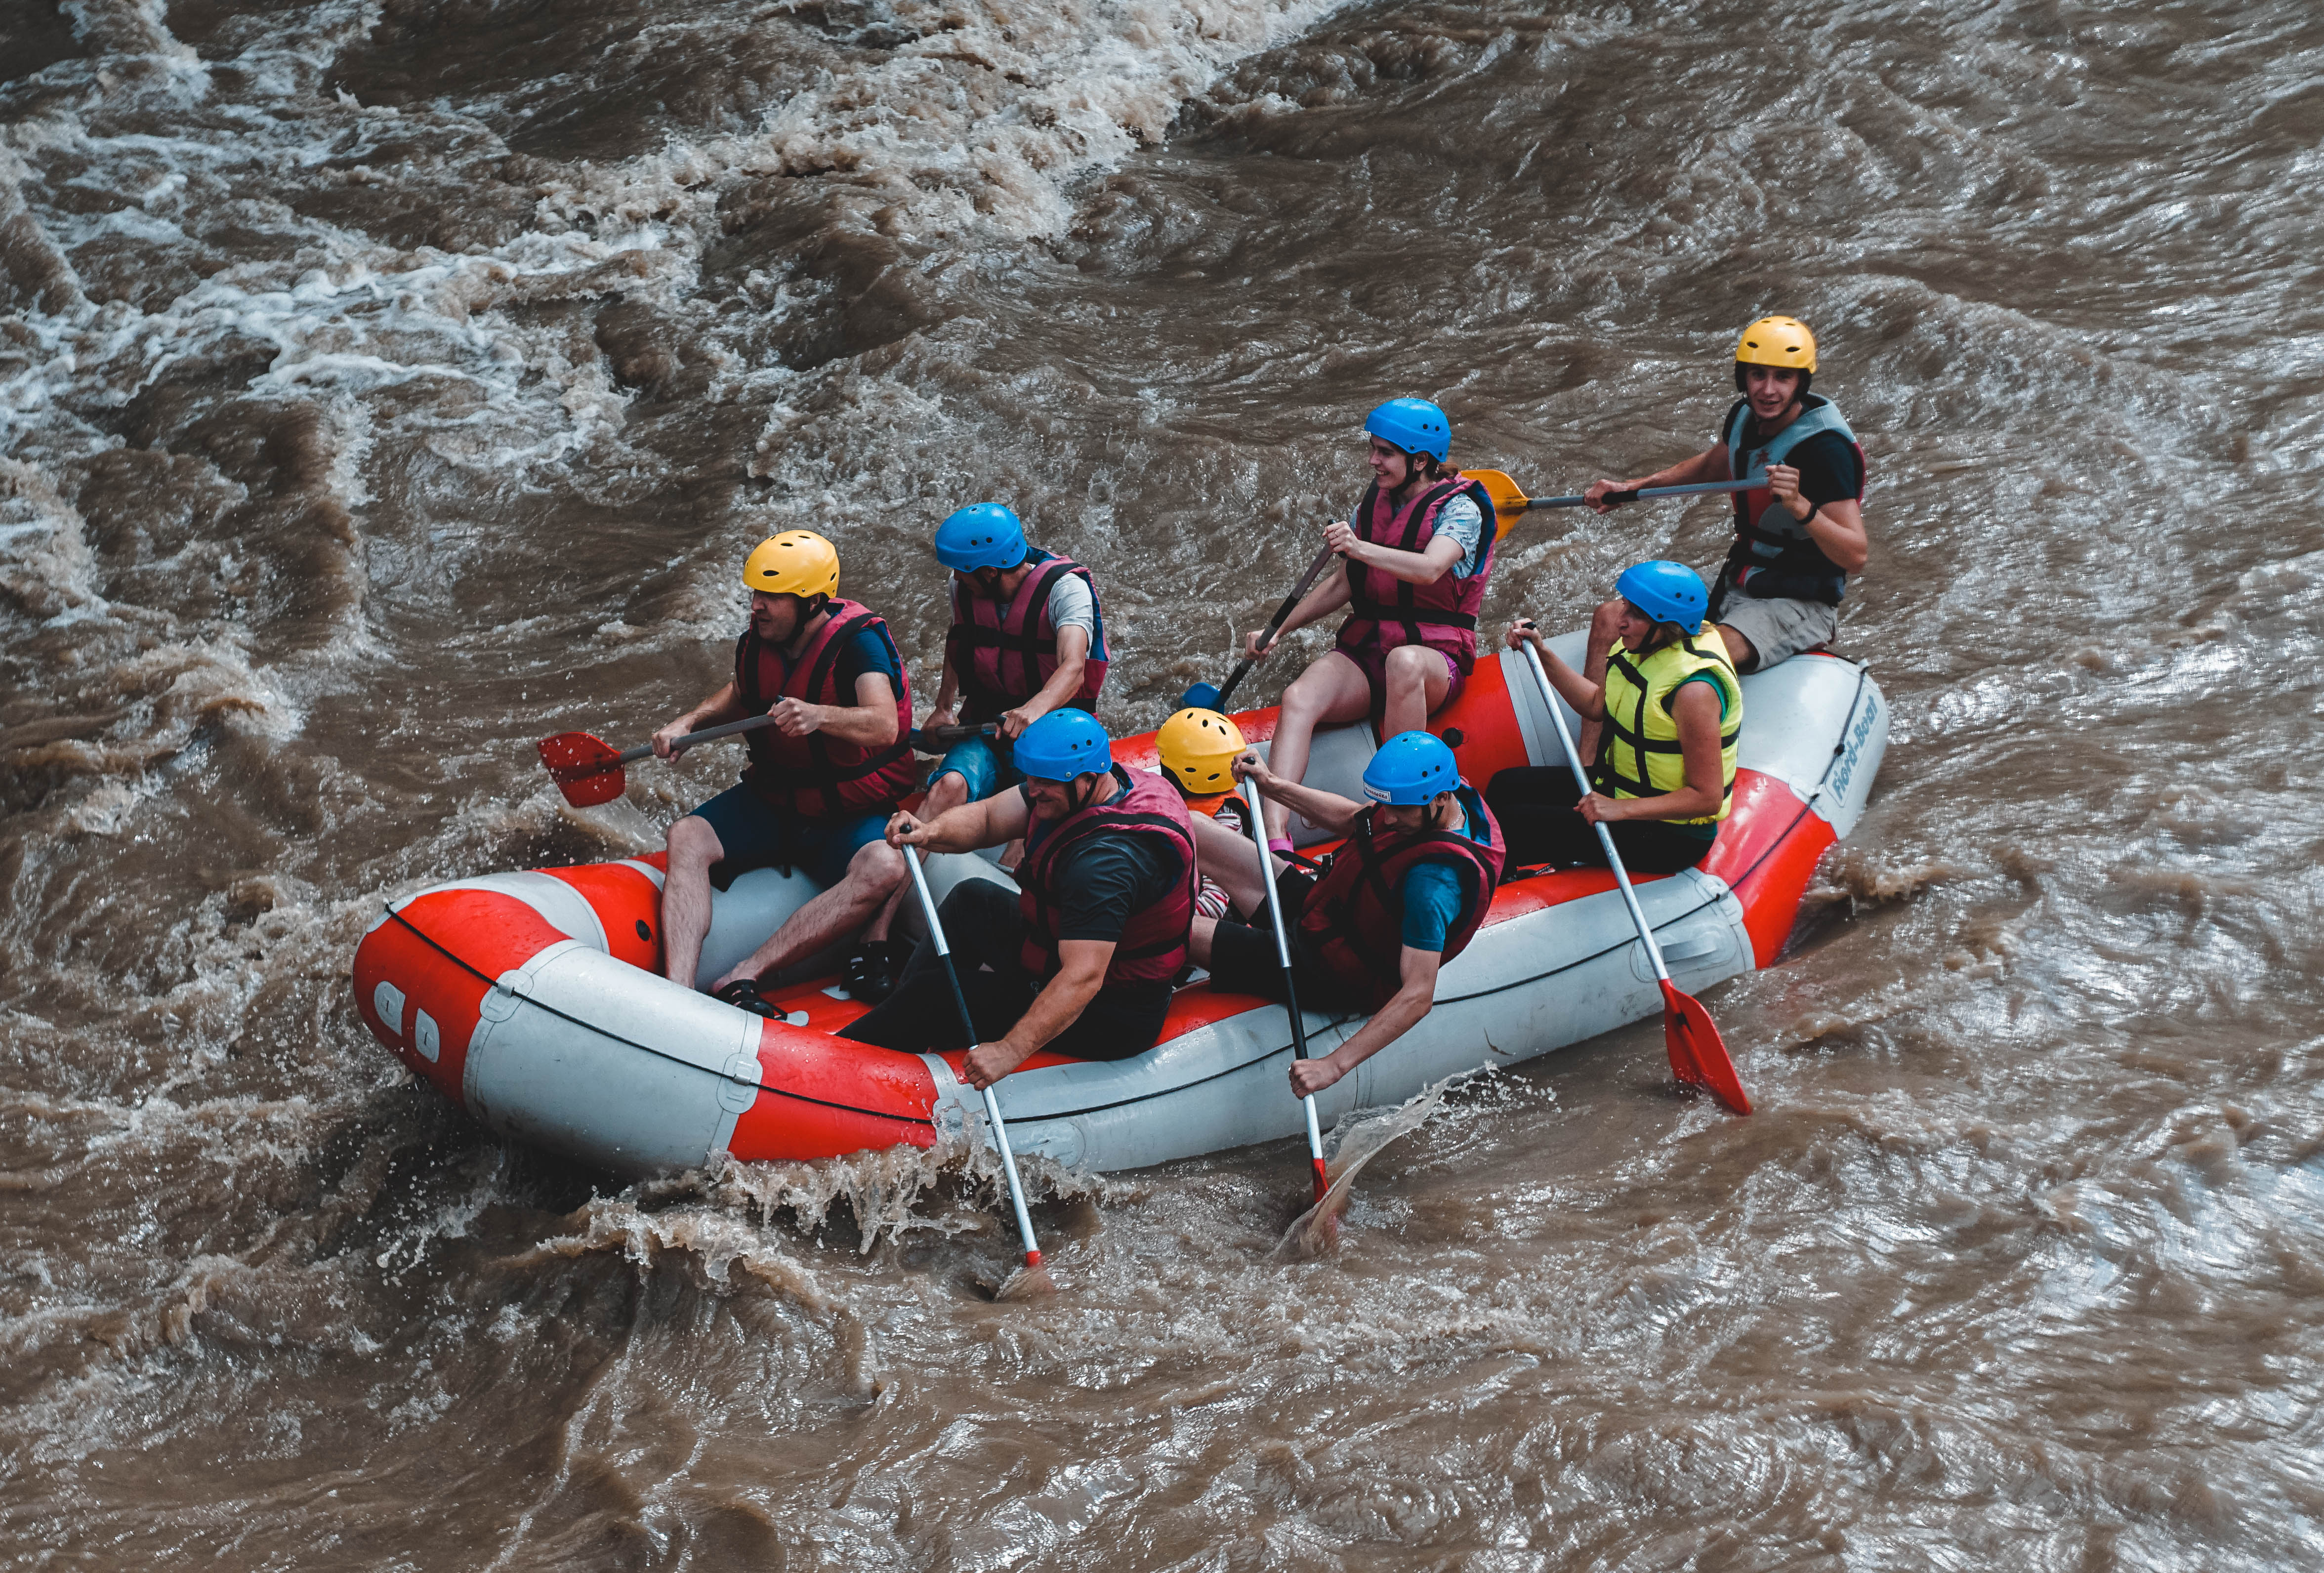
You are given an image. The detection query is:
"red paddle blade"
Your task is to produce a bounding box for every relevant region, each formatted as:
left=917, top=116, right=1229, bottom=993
left=538, top=731, right=626, bottom=808
left=1660, top=980, right=1751, bottom=1115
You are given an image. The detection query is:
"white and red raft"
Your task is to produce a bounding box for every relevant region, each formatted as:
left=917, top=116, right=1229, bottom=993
left=352, top=636, right=1887, bottom=1177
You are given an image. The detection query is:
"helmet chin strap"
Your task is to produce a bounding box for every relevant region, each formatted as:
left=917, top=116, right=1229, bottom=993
left=1067, top=768, right=1110, bottom=815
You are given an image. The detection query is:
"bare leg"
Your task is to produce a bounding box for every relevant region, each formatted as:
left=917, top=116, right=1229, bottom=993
left=709, top=838, right=908, bottom=991
left=1190, top=808, right=1281, bottom=918
left=1380, top=644, right=1455, bottom=739
left=1261, top=651, right=1372, bottom=844
left=662, top=813, right=727, bottom=992
left=1712, top=621, right=1758, bottom=674
left=1577, top=597, right=1625, bottom=764
left=1188, top=912, right=1220, bottom=969
left=861, top=772, right=969, bottom=943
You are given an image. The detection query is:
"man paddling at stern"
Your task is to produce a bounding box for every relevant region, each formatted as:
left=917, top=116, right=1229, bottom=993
left=1190, top=731, right=1504, bottom=1098
left=653, top=531, right=915, bottom=1014
left=1583, top=314, right=1868, bottom=688
left=841, top=709, right=1195, bottom=1087
left=847, top=501, right=1109, bottom=1002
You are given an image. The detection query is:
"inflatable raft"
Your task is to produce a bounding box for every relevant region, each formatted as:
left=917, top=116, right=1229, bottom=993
left=352, top=636, right=1886, bottom=1177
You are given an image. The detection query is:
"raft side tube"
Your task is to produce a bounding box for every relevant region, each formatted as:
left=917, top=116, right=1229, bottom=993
left=925, top=868, right=1752, bottom=1173
left=460, top=943, right=766, bottom=1176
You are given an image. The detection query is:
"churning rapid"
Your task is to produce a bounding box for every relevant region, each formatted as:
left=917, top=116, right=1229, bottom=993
left=4, top=0, right=2321, bottom=1566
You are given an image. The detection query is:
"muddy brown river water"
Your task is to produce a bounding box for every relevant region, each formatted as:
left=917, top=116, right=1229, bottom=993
left=5, top=0, right=2324, bottom=1567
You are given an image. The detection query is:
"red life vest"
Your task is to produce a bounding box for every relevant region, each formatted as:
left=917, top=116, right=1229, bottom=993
left=1297, top=785, right=1505, bottom=1010
left=1016, top=766, right=1197, bottom=987
left=733, top=598, right=916, bottom=821
left=1334, top=474, right=1498, bottom=674
left=947, top=549, right=1108, bottom=720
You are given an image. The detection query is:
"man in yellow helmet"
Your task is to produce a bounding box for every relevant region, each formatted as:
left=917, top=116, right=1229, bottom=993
left=650, top=531, right=916, bottom=1015
left=1582, top=315, right=1868, bottom=686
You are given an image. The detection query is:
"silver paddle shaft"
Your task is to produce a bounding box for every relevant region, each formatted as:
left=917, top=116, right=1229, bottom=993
left=904, top=846, right=1043, bottom=1263
left=1242, top=777, right=1327, bottom=1163
left=1520, top=642, right=1674, bottom=988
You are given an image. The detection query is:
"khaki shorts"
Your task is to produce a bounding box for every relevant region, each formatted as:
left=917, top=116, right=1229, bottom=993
left=1713, top=591, right=1837, bottom=672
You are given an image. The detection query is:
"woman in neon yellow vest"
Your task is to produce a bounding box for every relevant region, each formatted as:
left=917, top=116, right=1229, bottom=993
left=1489, top=560, right=1742, bottom=874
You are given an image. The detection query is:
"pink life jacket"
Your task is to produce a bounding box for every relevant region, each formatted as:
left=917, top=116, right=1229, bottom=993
left=1297, top=785, right=1506, bottom=1010
left=1334, top=473, right=1499, bottom=675
left=733, top=599, right=916, bottom=821
left=947, top=549, right=1108, bottom=720
left=1016, top=766, right=1197, bottom=986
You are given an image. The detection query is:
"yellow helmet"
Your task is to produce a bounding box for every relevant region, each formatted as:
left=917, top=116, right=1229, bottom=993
left=1157, top=707, right=1245, bottom=796
left=1735, top=315, right=1817, bottom=373
left=742, top=530, right=840, bottom=600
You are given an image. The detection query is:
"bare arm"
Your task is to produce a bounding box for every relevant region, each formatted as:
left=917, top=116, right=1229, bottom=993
left=1504, top=620, right=1606, bottom=721
left=962, top=939, right=1114, bottom=1089
left=1288, top=946, right=1440, bottom=1097
left=772, top=670, right=901, bottom=748
left=1584, top=442, right=1730, bottom=511
left=1234, top=749, right=1363, bottom=837
left=1763, top=466, right=1868, bottom=575
left=1245, top=561, right=1353, bottom=660
left=930, top=615, right=963, bottom=726
left=998, top=624, right=1090, bottom=739
left=653, top=680, right=750, bottom=758
left=1326, top=521, right=1462, bottom=587
left=887, top=783, right=1031, bottom=855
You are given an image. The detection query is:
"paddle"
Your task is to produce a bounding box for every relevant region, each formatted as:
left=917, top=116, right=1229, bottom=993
left=1465, top=469, right=1770, bottom=530
left=1238, top=775, right=1330, bottom=1205
left=539, top=720, right=995, bottom=808
left=1517, top=641, right=1752, bottom=1115
left=903, top=844, right=1057, bottom=1300
left=1179, top=543, right=1338, bottom=712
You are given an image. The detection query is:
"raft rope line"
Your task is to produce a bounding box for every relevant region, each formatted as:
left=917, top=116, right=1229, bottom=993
left=381, top=905, right=935, bottom=1129
left=379, top=662, right=1870, bottom=1130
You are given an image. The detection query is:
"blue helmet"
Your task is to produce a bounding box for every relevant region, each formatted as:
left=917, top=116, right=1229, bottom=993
left=935, top=503, right=1027, bottom=572
left=1615, top=559, right=1710, bottom=635
left=1013, top=708, right=1113, bottom=783
left=1362, top=730, right=1459, bottom=806
left=1363, top=397, right=1451, bottom=463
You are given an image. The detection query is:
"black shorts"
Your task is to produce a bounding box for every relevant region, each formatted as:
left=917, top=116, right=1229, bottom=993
left=1204, top=869, right=1343, bottom=1007
left=1484, top=767, right=1715, bottom=875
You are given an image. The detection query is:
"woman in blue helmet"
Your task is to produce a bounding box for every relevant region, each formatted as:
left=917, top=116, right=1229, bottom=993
left=1237, top=398, right=1498, bottom=854
left=1189, top=730, right=1505, bottom=1098
left=1490, top=561, right=1744, bottom=874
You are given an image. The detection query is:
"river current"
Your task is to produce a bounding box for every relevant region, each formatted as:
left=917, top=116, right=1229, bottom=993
left=4, top=1, right=2323, bottom=1567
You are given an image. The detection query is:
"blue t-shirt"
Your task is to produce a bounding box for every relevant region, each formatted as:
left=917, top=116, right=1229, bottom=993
left=1396, top=797, right=1484, bottom=952
left=832, top=627, right=900, bottom=694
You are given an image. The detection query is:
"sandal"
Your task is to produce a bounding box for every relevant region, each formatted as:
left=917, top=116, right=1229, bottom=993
left=843, top=940, right=902, bottom=1004
left=714, top=979, right=781, bottom=1019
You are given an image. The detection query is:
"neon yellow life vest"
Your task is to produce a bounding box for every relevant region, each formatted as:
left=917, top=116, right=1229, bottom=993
left=1595, top=631, right=1743, bottom=824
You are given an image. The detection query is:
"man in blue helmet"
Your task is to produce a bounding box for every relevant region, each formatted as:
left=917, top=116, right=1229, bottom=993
left=841, top=709, right=1195, bottom=1087
left=1492, top=561, right=1743, bottom=873
left=1189, top=730, right=1505, bottom=1099
left=1581, top=315, right=1867, bottom=688
left=846, top=502, right=1110, bottom=1002
left=1234, top=399, right=1498, bottom=856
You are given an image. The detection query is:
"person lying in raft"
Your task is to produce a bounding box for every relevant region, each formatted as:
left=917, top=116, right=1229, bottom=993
left=653, top=531, right=913, bottom=1015
left=840, top=709, right=1195, bottom=1088
left=1487, top=561, right=1743, bottom=874
left=1233, top=398, right=1498, bottom=857
left=1188, top=731, right=1505, bottom=1098
left=847, top=501, right=1110, bottom=1002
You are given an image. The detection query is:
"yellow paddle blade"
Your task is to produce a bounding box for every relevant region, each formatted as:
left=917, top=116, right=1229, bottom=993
left=1461, top=467, right=1530, bottom=539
